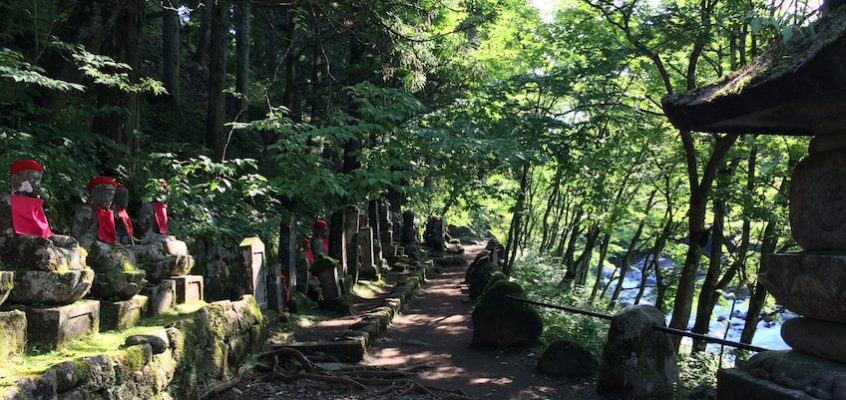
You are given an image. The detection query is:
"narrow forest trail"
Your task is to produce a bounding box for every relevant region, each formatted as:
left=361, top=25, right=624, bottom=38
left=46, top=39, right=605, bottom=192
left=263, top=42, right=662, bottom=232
left=363, top=243, right=604, bottom=400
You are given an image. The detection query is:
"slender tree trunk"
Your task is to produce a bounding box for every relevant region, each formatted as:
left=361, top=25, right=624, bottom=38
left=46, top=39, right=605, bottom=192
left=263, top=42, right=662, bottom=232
left=539, top=168, right=562, bottom=253
left=610, top=189, right=657, bottom=307
left=205, top=0, right=229, bottom=159
left=162, top=6, right=181, bottom=111
left=740, top=220, right=777, bottom=344
left=504, top=163, right=531, bottom=274
left=590, top=232, right=612, bottom=300
left=234, top=3, right=251, bottom=116
left=691, top=191, right=726, bottom=350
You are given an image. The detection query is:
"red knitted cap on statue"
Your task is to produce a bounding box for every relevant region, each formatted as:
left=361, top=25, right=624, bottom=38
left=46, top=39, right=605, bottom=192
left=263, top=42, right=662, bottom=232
left=9, top=160, right=43, bottom=175
left=87, top=176, right=117, bottom=192
left=433, top=217, right=441, bottom=222
left=313, top=219, right=328, bottom=230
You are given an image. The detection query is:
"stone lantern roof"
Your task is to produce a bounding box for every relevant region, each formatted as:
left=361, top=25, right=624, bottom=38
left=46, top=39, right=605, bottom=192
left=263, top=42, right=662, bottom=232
left=661, top=6, right=846, bottom=136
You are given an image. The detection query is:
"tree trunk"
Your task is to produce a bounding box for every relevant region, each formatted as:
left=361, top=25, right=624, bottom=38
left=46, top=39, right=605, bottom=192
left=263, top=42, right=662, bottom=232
left=205, top=0, right=229, bottom=159
left=669, top=132, right=738, bottom=350
left=92, top=0, right=145, bottom=153
left=234, top=3, right=251, bottom=116
left=195, top=2, right=211, bottom=65
left=740, top=220, right=777, bottom=344
left=691, top=191, right=726, bottom=350
left=162, top=6, right=181, bottom=111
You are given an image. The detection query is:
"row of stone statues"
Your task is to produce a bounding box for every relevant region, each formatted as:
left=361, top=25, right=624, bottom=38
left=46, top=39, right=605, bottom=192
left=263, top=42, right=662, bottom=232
left=0, top=159, right=196, bottom=347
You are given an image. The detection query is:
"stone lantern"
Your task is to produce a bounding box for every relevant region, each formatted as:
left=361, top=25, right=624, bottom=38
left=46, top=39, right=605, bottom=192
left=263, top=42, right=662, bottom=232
left=663, top=5, right=846, bottom=398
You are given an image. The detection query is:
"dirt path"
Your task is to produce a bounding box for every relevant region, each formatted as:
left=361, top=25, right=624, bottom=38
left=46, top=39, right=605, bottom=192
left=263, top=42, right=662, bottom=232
left=364, top=243, right=604, bottom=400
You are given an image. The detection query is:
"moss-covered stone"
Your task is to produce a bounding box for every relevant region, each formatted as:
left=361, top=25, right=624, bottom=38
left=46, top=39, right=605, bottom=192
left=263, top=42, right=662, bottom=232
left=0, top=310, right=26, bottom=363
left=471, top=281, right=542, bottom=347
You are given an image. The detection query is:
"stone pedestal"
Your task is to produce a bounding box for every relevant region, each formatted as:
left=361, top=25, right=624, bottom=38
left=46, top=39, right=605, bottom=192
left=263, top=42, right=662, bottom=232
left=21, top=300, right=99, bottom=349
left=0, top=310, right=26, bottom=362
left=311, top=257, right=342, bottom=300
left=239, top=237, right=267, bottom=309
left=140, top=280, right=176, bottom=317
left=357, top=227, right=380, bottom=280
left=718, top=351, right=846, bottom=400
left=401, top=211, right=416, bottom=247
left=100, top=295, right=148, bottom=331
left=167, top=275, right=204, bottom=305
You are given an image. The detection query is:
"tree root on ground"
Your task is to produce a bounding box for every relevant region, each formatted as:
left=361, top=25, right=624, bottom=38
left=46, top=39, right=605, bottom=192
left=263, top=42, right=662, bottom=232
left=200, top=367, right=245, bottom=400
left=260, top=347, right=470, bottom=399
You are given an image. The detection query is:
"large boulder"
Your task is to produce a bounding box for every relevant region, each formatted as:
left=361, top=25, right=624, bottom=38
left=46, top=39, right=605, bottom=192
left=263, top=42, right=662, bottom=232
left=447, top=225, right=481, bottom=243
left=464, top=250, right=490, bottom=282
left=538, top=339, right=599, bottom=377
left=471, top=281, right=542, bottom=347
left=598, top=305, right=678, bottom=399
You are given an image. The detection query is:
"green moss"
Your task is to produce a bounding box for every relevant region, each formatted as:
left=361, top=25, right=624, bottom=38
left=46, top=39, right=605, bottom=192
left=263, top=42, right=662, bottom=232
left=238, top=237, right=263, bottom=247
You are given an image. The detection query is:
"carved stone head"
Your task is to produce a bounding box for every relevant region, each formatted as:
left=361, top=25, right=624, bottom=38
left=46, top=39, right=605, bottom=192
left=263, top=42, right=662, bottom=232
left=313, top=219, right=329, bottom=237
left=11, top=169, right=43, bottom=197
left=90, top=184, right=116, bottom=210
left=113, top=186, right=129, bottom=209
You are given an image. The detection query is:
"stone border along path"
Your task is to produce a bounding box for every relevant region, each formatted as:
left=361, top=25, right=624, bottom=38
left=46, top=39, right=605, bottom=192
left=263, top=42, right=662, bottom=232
left=269, top=256, right=437, bottom=363
left=220, top=243, right=605, bottom=400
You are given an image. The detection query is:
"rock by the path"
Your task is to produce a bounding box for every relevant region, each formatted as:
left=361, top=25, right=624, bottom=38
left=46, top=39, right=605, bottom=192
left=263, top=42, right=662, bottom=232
left=468, top=256, right=494, bottom=300
left=538, top=339, right=599, bottom=377
left=597, top=304, right=678, bottom=399
left=447, top=225, right=481, bottom=243
left=464, top=250, right=490, bottom=283
left=482, top=271, right=507, bottom=294
left=471, top=280, right=542, bottom=347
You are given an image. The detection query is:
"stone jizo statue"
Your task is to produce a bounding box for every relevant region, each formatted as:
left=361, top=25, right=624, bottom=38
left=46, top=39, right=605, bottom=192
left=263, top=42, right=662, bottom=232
left=311, top=219, right=329, bottom=257
left=71, top=176, right=144, bottom=300
left=0, top=160, right=93, bottom=305
left=130, top=179, right=194, bottom=282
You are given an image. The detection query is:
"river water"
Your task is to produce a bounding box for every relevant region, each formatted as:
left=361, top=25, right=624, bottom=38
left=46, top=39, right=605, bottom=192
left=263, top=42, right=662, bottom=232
left=602, top=257, right=792, bottom=352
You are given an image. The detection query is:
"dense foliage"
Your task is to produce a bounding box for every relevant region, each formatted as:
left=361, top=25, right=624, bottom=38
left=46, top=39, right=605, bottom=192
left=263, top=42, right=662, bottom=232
left=0, top=0, right=824, bottom=356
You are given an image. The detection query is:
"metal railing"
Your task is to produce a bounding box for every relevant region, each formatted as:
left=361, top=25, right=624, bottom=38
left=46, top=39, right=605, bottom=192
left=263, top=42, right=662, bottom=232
left=505, top=295, right=770, bottom=353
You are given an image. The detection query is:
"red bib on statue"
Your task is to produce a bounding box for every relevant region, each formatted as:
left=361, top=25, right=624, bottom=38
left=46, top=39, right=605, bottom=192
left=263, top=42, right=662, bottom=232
left=152, top=202, right=168, bottom=234
left=321, top=237, right=328, bottom=253
left=116, top=208, right=134, bottom=238
left=95, top=207, right=116, bottom=244
left=10, top=195, right=53, bottom=238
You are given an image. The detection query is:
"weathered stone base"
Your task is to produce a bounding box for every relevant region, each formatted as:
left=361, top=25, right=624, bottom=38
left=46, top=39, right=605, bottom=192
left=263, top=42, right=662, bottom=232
left=20, top=300, right=99, bottom=349
left=8, top=269, right=94, bottom=305
left=718, top=351, right=846, bottom=400
left=0, top=296, right=263, bottom=400
left=167, top=275, right=204, bottom=304
left=0, top=310, right=26, bottom=362
left=100, top=295, right=148, bottom=331
left=765, top=253, right=846, bottom=323
left=140, top=280, right=175, bottom=317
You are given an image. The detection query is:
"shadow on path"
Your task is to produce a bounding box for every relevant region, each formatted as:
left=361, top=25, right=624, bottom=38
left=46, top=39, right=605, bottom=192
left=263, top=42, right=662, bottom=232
left=365, top=243, right=604, bottom=400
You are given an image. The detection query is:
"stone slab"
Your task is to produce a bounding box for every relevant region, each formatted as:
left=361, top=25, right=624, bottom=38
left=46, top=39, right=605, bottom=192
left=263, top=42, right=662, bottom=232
left=20, top=300, right=99, bottom=349
left=168, top=275, right=204, bottom=304
left=0, top=310, right=26, bottom=362
left=239, top=237, right=267, bottom=309
left=765, top=253, right=846, bottom=323
left=718, top=368, right=817, bottom=400
left=719, top=351, right=846, bottom=400
left=139, top=280, right=175, bottom=317
left=100, top=295, right=148, bottom=331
